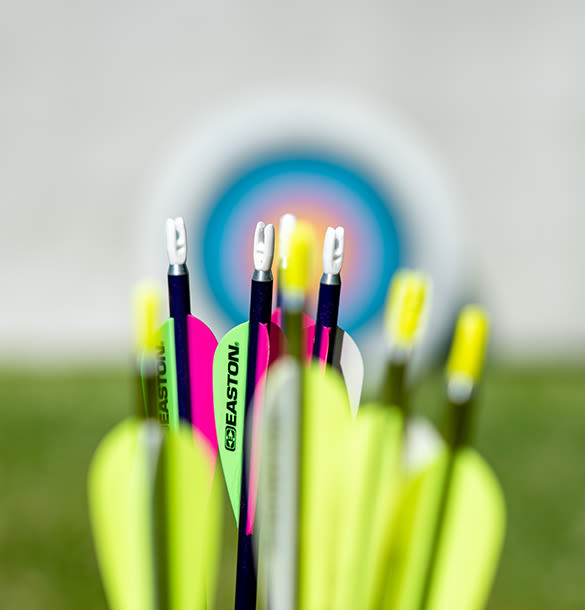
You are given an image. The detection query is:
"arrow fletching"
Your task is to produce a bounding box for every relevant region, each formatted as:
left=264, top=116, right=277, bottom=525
left=140, top=319, right=179, bottom=428
left=88, top=419, right=221, bottom=610
left=213, top=322, right=249, bottom=523
left=446, top=306, right=490, bottom=386
left=377, top=303, right=503, bottom=610
left=133, top=282, right=163, bottom=419
left=425, top=448, right=505, bottom=610
left=378, top=446, right=505, bottom=610
left=187, top=315, right=218, bottom=463
left=133, top=282, right=163, bottom=356
left=330, top=404, right=405, bottom=610
left=213, top=320, right=284, bottom=524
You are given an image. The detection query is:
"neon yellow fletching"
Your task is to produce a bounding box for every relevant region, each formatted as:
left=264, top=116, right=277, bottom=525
left=134, top=281, right=162, bottom=354
left=165, top=425, right=221, bottom=610
left=300, top=362, right=352, bottom=609
left=88, top=419, right=221, bottom=610
left=258, top=360, right=504, bottom=610
left=282, top=221, right=316, bottom=295
left=379, top=447, right=505, bottom=610
left=380, top=449, right=449, bottom=610
left=446, top=306, right=490, bottom=383
left=299, top=374, right=407, bottom=610
left=385, top=271, right=430, bottom=349
left=88, top=419, right=155, bottom=610
left=426, top=449, right=505, bottom=610
left=331, top=405, right=405, bottom=610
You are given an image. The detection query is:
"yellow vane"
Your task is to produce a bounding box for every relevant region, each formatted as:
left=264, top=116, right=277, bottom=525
left=446, top=305, right=490, bottom=383
left=282, top=221, right=316, bottom=296
left=133, top=281, right=162, bottom=355
left=384, top=270, right=430, bottom=349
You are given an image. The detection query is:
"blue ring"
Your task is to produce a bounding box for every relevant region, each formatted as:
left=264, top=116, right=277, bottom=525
left=197, top=154, right=406, bottom=332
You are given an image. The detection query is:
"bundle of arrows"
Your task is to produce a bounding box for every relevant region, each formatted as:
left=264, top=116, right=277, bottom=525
left=88, top=214, right=505, bottom=610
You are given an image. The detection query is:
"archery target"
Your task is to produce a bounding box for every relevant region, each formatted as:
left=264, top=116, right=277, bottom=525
left=139, top=94, right=461, bottom=375
left=201, top=155, right=404, bottom=333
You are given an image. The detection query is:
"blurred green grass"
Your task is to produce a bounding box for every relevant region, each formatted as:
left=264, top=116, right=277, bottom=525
left=0, top=363, right=584, bottom=609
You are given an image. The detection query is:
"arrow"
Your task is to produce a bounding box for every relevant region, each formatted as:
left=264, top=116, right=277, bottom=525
left=379, top=270, right=430, bottom=414
left=330, top=270, right=431, bottom=610
left=378, top=305, right=506, bottom=610
left=213, top=221, right=284, bottom=609
left=312, top=225, right=344, bottom=366
left=235, top=221, right=276, bottom=610
left=273, top=219, right=364, bottom=415
left=139, top=219, right=218, bottom=464
left=258, top=222, right=377, bottom=609
left=165, top=217, right=192, bottom=424
left=261, top=222, right=318, bottom=610
left=376, top=269, right=441, bottom=476
left=329, top=405, right=405, bottom=610
left=310, top=224, right=364, bottom=414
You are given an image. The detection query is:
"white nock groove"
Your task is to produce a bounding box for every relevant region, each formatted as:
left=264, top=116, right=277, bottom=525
left=323, top=226, right=344, bottom=275
left=166, top=217, right=187, bottom=265
left=254, top=221, right=275, bottom=272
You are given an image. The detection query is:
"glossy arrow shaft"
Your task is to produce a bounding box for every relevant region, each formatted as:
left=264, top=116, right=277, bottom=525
left=168, top=270, right=191, bottom=424
left=235, top=278, right=273, bottom=610
left=312, top=279, right=341, bottom=365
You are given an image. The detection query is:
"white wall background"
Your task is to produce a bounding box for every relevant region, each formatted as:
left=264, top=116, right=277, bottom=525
left=1, top=1, right=583, bottom=362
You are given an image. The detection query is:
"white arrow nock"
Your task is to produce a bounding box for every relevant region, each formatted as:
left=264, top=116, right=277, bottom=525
left=166, top=217, right=187, bottom=265
left=254, top=221, right=275, bottom=272
left=278, top=213, right=296, bottom=267
left=323, top=226, right=344, bottom=275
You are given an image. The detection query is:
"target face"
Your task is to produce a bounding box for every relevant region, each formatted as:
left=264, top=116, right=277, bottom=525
left=200, top=155, right=404, bottom=332
left=140, top=94, right=460, bottom=371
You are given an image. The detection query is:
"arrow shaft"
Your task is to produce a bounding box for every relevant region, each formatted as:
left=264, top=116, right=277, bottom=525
left=168, top=270, right=192, bottom=424
left=235, top=278, right=273, bottom=610
left=380, top=361, right=408, bottom=414
left=313, top=280, right=341, bottom=365
left=138, top=355, right=159, bottom=419
left=276, top=269, right=284, bottom=310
